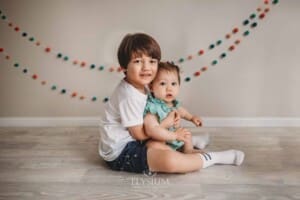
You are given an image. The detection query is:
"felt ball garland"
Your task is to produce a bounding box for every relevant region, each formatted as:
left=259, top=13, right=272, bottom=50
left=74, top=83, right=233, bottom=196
left=0, top=0, right=279, bottom=103
left=0, top=49, right=109, bottom=103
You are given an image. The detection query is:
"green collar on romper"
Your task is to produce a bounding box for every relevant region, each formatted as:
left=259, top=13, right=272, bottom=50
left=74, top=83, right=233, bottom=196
left=148, top=93, right=180, bottom=112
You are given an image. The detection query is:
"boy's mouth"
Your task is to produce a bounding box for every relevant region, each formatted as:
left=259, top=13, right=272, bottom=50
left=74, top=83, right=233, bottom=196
left=140, top=73, right=152, bottom=78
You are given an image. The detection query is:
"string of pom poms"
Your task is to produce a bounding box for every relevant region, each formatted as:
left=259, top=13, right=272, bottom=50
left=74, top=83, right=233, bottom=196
left=0, top=48, right=110, bottom=103
left=0, top=0, right=279, bottom=104
left=0, top=0, right=277, bottom=74
left=181, top=0, right=279, bottom=82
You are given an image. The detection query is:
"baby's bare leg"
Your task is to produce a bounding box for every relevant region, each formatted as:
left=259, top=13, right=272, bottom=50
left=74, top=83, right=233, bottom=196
left=183, top=134, right=204, bottom=154
left=146, top=139, right=173, bottom=151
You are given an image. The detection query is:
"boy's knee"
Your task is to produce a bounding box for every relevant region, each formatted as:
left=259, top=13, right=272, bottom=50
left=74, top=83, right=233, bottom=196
left=163, top=152, right=179, bottom=172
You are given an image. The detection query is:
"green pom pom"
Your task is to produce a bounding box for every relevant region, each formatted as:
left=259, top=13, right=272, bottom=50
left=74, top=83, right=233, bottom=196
left=51, top=85, right=57, bottom=90
left=212, top=60, right=218, bottom=65
left=179, top=58, right=184, bottom=63
left=61, top=89, right=66, bottom=94
left=92, top=97, right=97, bottom=101
left=209, top=44, right=215, bottom=49
left=273, top=0, right=279, bottom=4
left=63, top=56, right=69, bottom=61
left=1, top=15, right=6, bottom=20
left=220, top=53, right=227, bottom=59
left=23, top=69, right=28, bottom=73
left=103, top=97, right=109, bottom=103
left=250, top=13, right=256, bottom=19
left=14, top=63, right=19, bottom=67
left=99, top=66, right=105, bottom=71
left=184, top=77, right=191, bottom=82
left=90, top=64, right=96, bottom=69
left=251, top=22, right=258, bottom=28
left=243, top=19, right=249, bottom=26
left=57, top=53, right=63, bottom=58
left=29, top=37, right=35, bottom=42
left=243, top=30, right=250, bottom=36
left=216, top=40, right=222, bottom=45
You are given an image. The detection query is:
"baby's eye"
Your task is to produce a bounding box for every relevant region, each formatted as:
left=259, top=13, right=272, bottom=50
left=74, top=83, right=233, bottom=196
left=160, top=82, right=166, bottom=86
left=171, top=82, right=178, bottom=86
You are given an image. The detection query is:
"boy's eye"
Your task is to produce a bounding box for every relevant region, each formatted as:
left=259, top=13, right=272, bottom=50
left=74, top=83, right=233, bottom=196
left=150, top=59, right=158, bottom=64
left=160, top=82, right=166, bottom=86
left=171, top=82, right=178, bottom=86
left=133, top=59, right=141, bottom=63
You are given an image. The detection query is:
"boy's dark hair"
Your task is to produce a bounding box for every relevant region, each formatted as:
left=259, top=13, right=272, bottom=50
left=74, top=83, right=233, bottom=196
left=118, top=33, right=161, bottom=69
left=157, top=61, right=181, bottom=84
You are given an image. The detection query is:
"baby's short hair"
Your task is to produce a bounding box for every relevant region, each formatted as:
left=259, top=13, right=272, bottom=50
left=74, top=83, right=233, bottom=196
left=117, top=33, right=161, bottom=69
left=158, top=61, right=181, bottom=84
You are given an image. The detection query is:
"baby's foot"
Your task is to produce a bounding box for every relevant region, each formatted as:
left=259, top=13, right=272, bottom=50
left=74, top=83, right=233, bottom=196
left=192, top=132, right=210, bottom=149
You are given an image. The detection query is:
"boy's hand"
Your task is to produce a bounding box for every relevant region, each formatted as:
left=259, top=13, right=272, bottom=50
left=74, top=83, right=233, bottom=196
left=161, top=110, right=180, bottom=129
left=191, top=116, right=202, bottom=127
left=174, top=128, right=191, bottom=142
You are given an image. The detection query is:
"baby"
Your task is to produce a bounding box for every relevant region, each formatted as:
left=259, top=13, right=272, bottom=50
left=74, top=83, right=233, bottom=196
left=144, top=61, right=209, bottom=153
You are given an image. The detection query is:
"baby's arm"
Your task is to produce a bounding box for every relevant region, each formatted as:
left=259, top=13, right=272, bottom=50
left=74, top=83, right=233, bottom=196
left=144, top=113, right=190, bottom=142
left=177, top=107, right=202, bottom=127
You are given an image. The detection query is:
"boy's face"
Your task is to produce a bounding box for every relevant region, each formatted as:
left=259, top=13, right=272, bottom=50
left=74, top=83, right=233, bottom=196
left=150, top=70, right=180, bottom=105
left=126, top=54, right=158, bottom=91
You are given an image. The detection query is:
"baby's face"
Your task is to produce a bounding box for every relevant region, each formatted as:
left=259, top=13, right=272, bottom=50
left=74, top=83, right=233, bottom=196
left=151, top=70, right=180, bottom=105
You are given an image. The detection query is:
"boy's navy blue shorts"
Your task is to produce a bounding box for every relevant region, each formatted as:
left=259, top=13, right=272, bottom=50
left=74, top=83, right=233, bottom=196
left=106, top=141, right=151, bottom=174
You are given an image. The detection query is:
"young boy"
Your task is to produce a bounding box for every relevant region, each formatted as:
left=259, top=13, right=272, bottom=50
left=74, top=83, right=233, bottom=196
left=99, top=33, right=245, bottom=174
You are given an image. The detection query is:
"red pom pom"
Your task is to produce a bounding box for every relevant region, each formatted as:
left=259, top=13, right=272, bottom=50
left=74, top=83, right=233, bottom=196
left=73, top=60, right=78, bottom=65
left=264, top=8, right=270, bottom=13
left=0, top=48, right=3, bottom=52
left=259, top=13, right=266, bottom=19
left=232, top=28, right=239, bottom=34
left=264, top=0, right=269, bottom=4
left=194, top=71, right=201, bottom=77
left=8, top=22, right=13, bottom=27
left=41, top=81, right=46, bottom=85
left=117, top=67, right=123, bottom=72
left=71, top=92, right=77, bottom=97
left=257, top=7, right=262, bottom=12
left=187, top=55, right=193, bottom=60
left=36, top=41, right=41, bottom=46
left=81, top=62, right=86, bottom=67
left=45, top=47, right=51, bottom=52
left=5, top=55, right=10, bottom=60
left=32, top=74, right=38, bottom=80
left=198, top=50, right=204, bottom=55
left=14, top=27, right=20, bottom=32
left=109, top=67, right=115, bottom=72
left=235, top=39, right=241, bottom=45
left=229, top=45, right=235, bottom=51
left=80, top=96, right=85, bottom=100
left=201, top=66, right=208, bottom=72
left=225, top=34, right=231, bottom=39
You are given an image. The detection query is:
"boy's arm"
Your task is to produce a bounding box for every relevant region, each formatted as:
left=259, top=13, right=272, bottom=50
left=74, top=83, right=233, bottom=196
left=127, top=125, right=150, bottom=141
left=144, top=113, right=189, bottom=142
left=177, top=107, right=202, bottom=126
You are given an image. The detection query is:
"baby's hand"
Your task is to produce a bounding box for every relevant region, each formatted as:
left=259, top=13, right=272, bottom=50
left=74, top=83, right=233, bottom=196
left=191, top=116, right=202, bottom=127
left=174, top=128, right=191, bottom=142
left=161, top=110, right=180, bottom=129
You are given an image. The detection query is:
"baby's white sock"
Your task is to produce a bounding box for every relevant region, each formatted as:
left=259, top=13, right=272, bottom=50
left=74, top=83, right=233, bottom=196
left=192, top=133, right=210, bottom=149
left=199, top=150, right=245, bottom=168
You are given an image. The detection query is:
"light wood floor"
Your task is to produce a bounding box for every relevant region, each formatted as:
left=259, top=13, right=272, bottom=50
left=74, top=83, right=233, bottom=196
left=0, top=127, right=299, bottom=200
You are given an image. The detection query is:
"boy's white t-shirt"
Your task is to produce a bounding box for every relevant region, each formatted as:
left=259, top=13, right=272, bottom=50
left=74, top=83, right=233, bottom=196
left=99, top=79, right=148, bottom=161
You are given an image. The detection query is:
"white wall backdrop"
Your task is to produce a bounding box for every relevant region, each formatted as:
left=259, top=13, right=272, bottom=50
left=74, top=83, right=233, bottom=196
left=0, top=0, right=299, bottom=126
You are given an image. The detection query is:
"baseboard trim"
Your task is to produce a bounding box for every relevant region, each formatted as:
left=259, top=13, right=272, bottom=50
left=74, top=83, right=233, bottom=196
left=0, top=117, right=300, bottom=127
